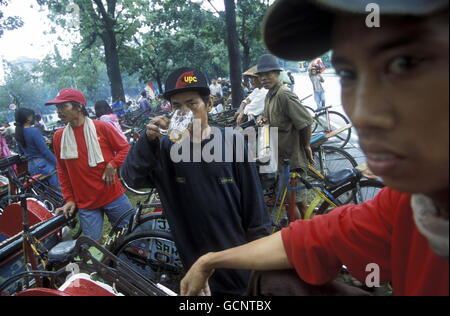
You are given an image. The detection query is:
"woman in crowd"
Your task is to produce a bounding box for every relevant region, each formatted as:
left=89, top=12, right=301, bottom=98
left=94, top=100, right=126, bottom=140
left=14, top=107, right=60, bottom=188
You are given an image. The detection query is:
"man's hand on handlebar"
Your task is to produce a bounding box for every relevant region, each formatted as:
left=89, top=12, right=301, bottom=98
left=256, top=116, right=267, bottom=126
left=236, top=112, right=245, bottom=126
left=55, top=201, right=77, bottom=219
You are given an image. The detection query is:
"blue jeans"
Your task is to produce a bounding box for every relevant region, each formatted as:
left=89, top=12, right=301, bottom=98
left=78, top=194, right=133, bottom=241
left=314, top=90, right=326, bottom=109
left=28, top=158, right=60, bottom=188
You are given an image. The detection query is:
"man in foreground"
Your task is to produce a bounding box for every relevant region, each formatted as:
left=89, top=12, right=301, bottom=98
left=121, top=68, right=271, bottom=296
left=180, top=0, right=449, bottom=296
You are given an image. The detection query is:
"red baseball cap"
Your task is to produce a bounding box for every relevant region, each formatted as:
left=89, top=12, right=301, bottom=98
left=45, top=88, right=87, bottom=106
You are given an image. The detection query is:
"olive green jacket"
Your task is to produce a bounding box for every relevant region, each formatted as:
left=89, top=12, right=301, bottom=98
left=263, top=83, right=313, bottom=171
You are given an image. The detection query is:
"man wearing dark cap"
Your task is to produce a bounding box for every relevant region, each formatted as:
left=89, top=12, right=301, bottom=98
left=256, top=53, right=314, bottom=218
left=46, top=88, right=132, bottom=241
left=121, top=68, right=271, bottom=296
left=180, top=0, right=449, bottom=296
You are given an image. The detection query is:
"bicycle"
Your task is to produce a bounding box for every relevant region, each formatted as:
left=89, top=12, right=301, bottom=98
left=269, top=160, right=384, bottom=232
left=0, top=155, right=81, bottom=240
left=309, top=131, right=358, bottom=180
left=0, top=193, right=175, bottom=296
left=104, top=203, right=183, bottom=294
left=304, top=104, right=352, bottom=148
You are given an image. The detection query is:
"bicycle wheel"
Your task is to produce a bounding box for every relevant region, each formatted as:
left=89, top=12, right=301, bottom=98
left=108, top=223, right=183, bottom=294
left=317, top=179, right=384, bottom=214
left=314, top=111, right=352, bottom=148
left=311, top=146, right=357, bottom=179
left=119, top=172, right=153, bottom=196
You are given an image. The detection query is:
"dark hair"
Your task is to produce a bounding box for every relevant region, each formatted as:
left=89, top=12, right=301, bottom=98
left=70, top=101, right=90, bottom=117
left=94, top=100, right=113, bottom=118
left=14, top=107, right=35, bottom=148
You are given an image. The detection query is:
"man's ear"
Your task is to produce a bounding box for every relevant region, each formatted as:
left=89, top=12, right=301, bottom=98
left=206, top=97, right=213, bottom=113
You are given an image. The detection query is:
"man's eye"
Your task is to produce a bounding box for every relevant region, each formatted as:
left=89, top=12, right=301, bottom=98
left=336, top=69, right=356, bottom=84
left=386, top=56, right=422, bottom=74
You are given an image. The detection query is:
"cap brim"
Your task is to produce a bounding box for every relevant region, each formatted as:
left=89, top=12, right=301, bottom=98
left=263, top=0, right=449, bottom=61
left=254, top=67, right=284, bottom=75
left=163, top=87, right=211, bottom=101
left=44, top=98, right=71, bottom=106
left=263, top=0, right=333, bottom=61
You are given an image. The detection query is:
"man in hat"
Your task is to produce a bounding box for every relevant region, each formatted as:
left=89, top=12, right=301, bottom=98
left=180, top=0, right=449, bottom=296
left=235, top=65, right=268, bottom=126
left=256, top=53, right=314, bottom=218
left=121, top=67, right=271, bottom=296
left=47, top=88, right=133, bottom=241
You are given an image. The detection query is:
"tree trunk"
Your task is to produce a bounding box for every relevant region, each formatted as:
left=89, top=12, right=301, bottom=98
left=101, top=30, right=125, bottom=102
left=224, top=0, right=243, bottom=108
left=242, top=42, right=251, bottom=73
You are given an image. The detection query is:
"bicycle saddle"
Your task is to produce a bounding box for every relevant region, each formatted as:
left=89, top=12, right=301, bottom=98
left=316, top=106, right=333, bottom=112
left=48, top=240, right=77, bottom=263
left=325, top=168, right=361, bottom=190
left=310, top=133, right=328, bottom=148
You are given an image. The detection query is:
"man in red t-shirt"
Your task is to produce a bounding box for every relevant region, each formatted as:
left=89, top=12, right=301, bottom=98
left=180, top=0, right=449, bottom=296
left=46, top=88, right=132, bottom=241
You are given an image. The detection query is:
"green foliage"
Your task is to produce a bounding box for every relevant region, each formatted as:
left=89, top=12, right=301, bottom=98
left=3, top=0, right=274, bottom=109
left=0, top=0, right=23, bottom=38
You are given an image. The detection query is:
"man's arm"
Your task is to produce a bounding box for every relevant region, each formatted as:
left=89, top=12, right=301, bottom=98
left=299, top=125, right=314, bottom=164
left=101, top=122, right=130, bottom=169
left=180, top=232, right=291, bottom=296
left=121, top=117, right=169, bottom=189
left=53, top=131, right=77, bottom=218
left=182, top=187, right=397, bottom=296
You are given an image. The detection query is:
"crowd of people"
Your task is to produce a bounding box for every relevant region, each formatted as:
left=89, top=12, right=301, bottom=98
left=0, top=0, right=447, bottom=297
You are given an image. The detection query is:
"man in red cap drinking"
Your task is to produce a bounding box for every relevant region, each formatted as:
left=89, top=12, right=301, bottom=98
left=46, top=88, right=132, bottom=241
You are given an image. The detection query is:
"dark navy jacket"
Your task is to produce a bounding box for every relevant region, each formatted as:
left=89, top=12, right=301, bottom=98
left=122, top=127, right=271, bottom=295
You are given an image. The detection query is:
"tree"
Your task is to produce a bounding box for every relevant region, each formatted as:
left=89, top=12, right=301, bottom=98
left=224, top=0, right=243, bottom=107
left=236, top=0, right=270, bottom=71
left=127, top=0, right=228, bottom=92
left=0, top=0, right=23, bottom=38
left=37, top=46, right=113, bottom=105
left=37, top=0, right=145, bottom=102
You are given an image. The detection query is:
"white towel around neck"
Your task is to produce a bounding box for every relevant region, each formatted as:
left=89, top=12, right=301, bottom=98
left=60, top=117, right=104, bottom=167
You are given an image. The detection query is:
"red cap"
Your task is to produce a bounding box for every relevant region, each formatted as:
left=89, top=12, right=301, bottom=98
left=45, top=88, right=87, bottom=106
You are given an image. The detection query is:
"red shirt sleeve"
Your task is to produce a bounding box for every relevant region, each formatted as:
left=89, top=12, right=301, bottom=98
left=53, top=129, right=75, bottom=203
left=96, top=121, right=130, bottom=169
left=281, top=187, right=398, bottom=285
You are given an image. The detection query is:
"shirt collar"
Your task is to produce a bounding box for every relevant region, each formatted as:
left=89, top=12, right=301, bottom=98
left=268, top=82, right=283, bottom=98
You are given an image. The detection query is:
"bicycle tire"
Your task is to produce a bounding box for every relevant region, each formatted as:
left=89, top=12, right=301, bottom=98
left=304, top=105, right=316, bottom=118
left=314, top=111, right=352, bottom=148
left=317, top=179, right=385, bottom=215
left=108, top=227, right=183, bottom=294
left=119, top=173, right=153, bottom=196
left=311, top=145, right=358, bottom=180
